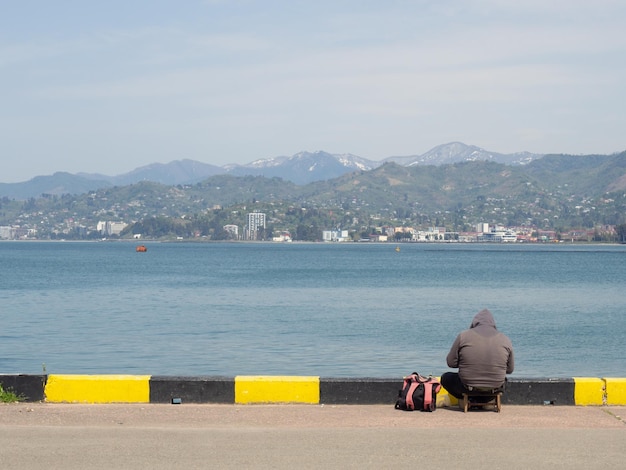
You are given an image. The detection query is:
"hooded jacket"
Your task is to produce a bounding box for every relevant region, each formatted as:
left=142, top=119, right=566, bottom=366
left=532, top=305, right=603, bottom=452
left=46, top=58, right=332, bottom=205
left=446, top=309, right=514, bottom=388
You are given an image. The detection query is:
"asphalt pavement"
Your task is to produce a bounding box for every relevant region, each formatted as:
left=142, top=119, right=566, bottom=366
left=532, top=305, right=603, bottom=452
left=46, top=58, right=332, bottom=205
left=1, top=403, right=624, bottom=469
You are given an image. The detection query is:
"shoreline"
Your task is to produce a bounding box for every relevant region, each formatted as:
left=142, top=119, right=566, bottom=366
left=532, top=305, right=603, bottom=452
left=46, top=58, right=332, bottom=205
left=1, top=238, right=624, bottom=246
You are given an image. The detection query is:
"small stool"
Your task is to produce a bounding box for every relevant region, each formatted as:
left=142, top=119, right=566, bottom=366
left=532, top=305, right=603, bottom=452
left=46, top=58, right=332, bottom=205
left=462, top=387, right=503, bottom=413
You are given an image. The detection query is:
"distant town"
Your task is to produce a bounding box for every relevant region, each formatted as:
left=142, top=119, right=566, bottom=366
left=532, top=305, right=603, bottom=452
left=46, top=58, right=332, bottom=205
left=1, top=149, right=625, bottom=243
left=1, top=210, right=621, bottom=243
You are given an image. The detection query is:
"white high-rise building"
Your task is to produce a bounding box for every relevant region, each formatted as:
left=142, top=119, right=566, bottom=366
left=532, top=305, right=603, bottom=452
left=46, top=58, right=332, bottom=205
left=477, top=223, right=490, bottom=233
left=246, top=212, right=266, bottom=240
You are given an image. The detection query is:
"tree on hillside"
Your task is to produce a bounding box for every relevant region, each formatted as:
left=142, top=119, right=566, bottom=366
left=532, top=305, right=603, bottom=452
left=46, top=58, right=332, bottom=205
left=617, top=224, right=626, bottom=243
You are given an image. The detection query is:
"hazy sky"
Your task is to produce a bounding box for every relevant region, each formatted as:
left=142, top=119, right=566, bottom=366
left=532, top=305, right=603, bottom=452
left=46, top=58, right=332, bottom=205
left=2, top=0, right=625, bottom=183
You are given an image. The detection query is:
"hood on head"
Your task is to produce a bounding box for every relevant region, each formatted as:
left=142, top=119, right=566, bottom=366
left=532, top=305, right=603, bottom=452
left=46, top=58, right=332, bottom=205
left=470, top=308, right=497, bottom=329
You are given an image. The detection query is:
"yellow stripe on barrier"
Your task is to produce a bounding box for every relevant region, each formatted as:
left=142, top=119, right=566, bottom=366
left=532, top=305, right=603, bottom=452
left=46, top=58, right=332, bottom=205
left=604, top=378, right=626, bottom=405
left=235, top=376, right=319, bottom=404
left=45, top=375, right=150, bottom=403
left=573, top=377, right=605, bottom=405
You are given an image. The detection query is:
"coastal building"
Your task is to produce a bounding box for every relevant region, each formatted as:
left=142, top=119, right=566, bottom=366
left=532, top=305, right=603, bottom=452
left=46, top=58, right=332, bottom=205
left=0, top=226, right=11, bottom=239
left=477, top=223, right=490, bottom=233
left=272, top=231, right=292, bottom=242
left=97, top=221, right=128, bottom=237
left=369, top=233, right=388, bottom=242
left=0, top=226, right=33, bottom=240
left=477, top=225, right=518, bottom=242
left=246, top=212, right=266, bottom=240
left=413, top=227, right=447, bottom=241
left=322, top=229, right=350, bottom=242
left=223, top=224, right=239, bottom=239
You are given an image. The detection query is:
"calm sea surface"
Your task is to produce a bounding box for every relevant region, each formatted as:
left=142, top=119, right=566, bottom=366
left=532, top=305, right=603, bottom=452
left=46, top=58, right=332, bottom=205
left=1, top=241, right=624, bottom=378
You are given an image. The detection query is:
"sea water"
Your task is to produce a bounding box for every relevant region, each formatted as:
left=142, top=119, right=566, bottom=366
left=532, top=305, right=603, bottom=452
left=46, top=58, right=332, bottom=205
left=0, top=241, right=624, bottom=378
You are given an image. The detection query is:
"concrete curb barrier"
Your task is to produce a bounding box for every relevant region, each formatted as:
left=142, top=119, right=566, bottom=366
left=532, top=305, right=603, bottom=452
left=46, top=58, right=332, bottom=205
left=574, top=377, right=605, bottom=406
left=150, top=376, right=234, bottom=404
left=1, top=375, right=624, bottom=405
left=502, top=377, right=575, bottom=406
left=0, top=374, right=46, bottom=402
left=605, top=378, right=626, bottom=405
left=320, top=378, right=398, bottom=404
left=45, top=375, right=150, bottom=403
left=235, top=376, right=319, bottom=404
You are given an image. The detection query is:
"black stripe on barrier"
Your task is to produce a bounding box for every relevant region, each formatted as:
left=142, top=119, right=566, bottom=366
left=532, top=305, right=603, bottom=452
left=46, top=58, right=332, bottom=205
left=502, top=377, right=575, bottom=405
left=0, top=375, right=589, bottom=405
left=0, top=375, right=47, bottom=402
left=149, top=376, right=234, bottom=404
left=320, top=378, right=399, bottom=404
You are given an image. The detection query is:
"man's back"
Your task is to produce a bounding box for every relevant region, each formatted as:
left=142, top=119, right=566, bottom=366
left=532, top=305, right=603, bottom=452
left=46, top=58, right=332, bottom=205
left=446, top=309, right=514, bottom=389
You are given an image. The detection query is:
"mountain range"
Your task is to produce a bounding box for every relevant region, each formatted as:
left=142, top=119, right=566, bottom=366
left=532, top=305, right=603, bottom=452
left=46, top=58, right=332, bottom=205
left=1, top=148, right=625, bottom=237
left=1, top=142, right=544, bottom=200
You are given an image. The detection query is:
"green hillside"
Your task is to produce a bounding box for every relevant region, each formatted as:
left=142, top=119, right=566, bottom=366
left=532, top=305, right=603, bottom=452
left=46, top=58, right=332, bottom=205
left=1, top=153, right=625, bottom=240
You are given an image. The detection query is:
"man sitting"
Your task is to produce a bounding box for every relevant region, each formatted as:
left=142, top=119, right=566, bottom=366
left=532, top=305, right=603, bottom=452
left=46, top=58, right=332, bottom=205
left=441, top=309, right=514, bottom=404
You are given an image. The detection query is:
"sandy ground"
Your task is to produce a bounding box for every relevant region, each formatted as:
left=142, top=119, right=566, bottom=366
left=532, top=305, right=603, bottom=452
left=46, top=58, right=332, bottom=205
left=2, top=402, right=626, bottom=428
left=1, top=403, right=625, bottom=469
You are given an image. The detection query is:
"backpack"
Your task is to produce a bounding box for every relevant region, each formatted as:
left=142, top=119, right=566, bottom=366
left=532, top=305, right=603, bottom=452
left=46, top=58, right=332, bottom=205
left=395, top=373, right=442, bottom=411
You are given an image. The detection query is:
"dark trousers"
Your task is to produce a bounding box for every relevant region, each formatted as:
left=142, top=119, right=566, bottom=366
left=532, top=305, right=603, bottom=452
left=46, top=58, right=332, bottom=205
left=440, top=372, right=470, bottom=399
left=441, top=372, right=505, bottom=400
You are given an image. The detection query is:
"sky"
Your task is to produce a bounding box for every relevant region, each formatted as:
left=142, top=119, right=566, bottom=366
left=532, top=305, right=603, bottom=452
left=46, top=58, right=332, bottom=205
left=1, top=0, right=625, bottom=183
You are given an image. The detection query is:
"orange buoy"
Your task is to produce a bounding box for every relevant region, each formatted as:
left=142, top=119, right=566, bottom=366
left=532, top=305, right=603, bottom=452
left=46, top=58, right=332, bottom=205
left=136, top=245, right=147, bottom=252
